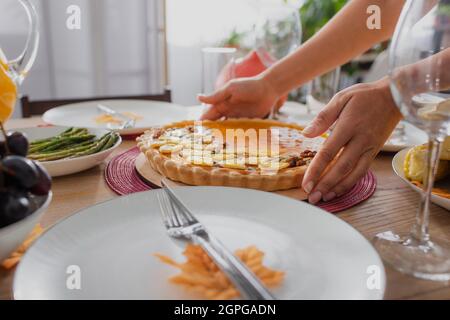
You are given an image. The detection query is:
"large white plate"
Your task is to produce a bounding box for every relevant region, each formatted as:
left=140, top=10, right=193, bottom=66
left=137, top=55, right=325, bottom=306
left=383, top=122, right=427, bottom=153
left=42, top=100, right=195, bottom=135
left=393, top=148, right=450, bottom=211
left=17, top=126, right=121, bottom=177
left=280, top=104, right=427, bottom=152
left=274, top=101, right=316, bottom=127
left=13, top=187, right=385, bottom=300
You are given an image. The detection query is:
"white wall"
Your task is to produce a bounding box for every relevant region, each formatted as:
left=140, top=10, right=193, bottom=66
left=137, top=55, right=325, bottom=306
left=1, top=0, right=301, bottom=116
left=0, top=0, right=166, bottom=117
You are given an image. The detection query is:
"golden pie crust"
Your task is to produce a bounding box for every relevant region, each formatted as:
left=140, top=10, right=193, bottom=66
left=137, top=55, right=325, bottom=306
left=137, top=119, right=325, bottom=191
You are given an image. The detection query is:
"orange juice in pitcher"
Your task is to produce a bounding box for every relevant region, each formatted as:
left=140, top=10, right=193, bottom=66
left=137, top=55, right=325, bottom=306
left=0, top=48, right=17, bottom=122
left=0, top=0, right=40, bottom=124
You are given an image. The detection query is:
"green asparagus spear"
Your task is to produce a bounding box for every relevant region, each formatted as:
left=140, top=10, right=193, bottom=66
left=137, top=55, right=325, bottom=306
left=28, top=130, right=120, bottom=161
left=28, top=140, right=96, bottom=157
left=71, top=134, right=111, bottom=157
left=100, top=133, right=119, bottom=151
left=39, top=135, right=96, bottom=152
left=28, top=142, right=98, bottom=160
left=29, top=127, right=86, bottom=146
left=29, top=135, right=96, bottom=153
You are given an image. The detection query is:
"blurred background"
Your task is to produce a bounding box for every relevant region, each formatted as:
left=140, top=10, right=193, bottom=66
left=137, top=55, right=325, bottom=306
left=0, top=0, right=388, bottom=118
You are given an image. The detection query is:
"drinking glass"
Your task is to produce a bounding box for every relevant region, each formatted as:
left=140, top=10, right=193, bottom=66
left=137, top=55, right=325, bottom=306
left=373, top=0, right=450, bottom=281
left=254, top=5, right=301, bottom=118
left=201, top=47, right=236, bottom=115
left=0, top=0, right=39, bottom=123
left=306, top=67, right=341, bottom=114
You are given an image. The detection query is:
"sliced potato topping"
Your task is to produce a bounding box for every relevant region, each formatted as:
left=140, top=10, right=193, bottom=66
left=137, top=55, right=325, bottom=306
left=147, top=124, right=319, bottom=172
left=222, top=159, right=247, bottom=170
left=191, top=156, right=214, bottom=167
left=159, top=144, right=183, bottom=154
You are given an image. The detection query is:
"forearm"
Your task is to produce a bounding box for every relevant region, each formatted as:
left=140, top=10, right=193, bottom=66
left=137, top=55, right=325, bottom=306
left=264, top=0, right=405, bottom=96
left=394, top=48, right=450, bottom=93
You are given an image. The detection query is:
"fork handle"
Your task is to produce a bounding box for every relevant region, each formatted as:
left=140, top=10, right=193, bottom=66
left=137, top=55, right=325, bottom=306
left=193, top=234, right=275, bottom=300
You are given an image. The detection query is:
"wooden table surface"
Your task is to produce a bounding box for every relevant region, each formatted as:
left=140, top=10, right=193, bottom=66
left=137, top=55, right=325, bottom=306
left=1, top=117, right=450, bottom=300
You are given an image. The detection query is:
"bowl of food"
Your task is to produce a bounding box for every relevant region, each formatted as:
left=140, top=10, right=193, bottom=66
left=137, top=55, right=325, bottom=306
left=392, top=136, right=450, bottom=211
left=18, top=126, right=122, bottom=177
left=0, top=193, right=52, bottom=262
left=0, top=129, right=52, bottom=262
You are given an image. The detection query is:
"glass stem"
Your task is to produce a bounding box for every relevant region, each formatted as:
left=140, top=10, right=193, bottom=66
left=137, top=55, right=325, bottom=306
left=269, top=105, right=277, bottom=120
left=410, top=136, right=442, bottom=245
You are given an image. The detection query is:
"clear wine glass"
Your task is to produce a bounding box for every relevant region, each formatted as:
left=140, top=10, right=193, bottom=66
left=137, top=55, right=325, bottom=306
left=200, top=47, right=236, bottom=115
left=373, top=0, right=450, bottom=281
left=254, top=5, right=301, bottom=119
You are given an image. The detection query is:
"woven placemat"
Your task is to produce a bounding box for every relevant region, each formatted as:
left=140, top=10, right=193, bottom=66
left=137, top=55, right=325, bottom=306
left=105, top=147, right=377, bottom=213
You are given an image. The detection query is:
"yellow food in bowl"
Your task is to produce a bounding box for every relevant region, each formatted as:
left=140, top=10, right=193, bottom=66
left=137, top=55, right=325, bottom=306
left=404, top=145, right=449, bottom=183
left=440, top=135, right=450, bottom=161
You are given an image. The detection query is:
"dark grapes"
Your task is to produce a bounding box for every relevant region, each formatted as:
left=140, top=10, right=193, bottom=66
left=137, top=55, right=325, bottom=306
left=2, top=156, right=39, bottom=189
left=30, top=161, right=52, bottom=196
left=0, top=141, right=6, bottom=158
left=0, top=125, right=51, bottom=229
left=6, top=132, right=29, bottom=157
left=0, top=192, right=31, bottom=228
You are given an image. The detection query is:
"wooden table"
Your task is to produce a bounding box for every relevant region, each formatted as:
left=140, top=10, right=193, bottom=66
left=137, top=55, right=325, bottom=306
left=1, top=117, right=450, bottom=300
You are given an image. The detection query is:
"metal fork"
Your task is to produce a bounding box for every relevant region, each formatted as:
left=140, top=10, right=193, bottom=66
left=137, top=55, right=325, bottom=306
left=157, top=182, right=275, bottom=300
left=97, top=104, right=136, bottom=130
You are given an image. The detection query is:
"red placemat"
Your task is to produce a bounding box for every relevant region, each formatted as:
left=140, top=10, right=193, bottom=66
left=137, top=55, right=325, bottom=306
left=105, top=147, right=152, bottom=194
left=105, top=147, right=377, bottom=213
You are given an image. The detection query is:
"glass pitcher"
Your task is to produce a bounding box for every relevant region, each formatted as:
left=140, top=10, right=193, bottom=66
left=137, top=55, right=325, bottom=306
left=0, top=0, right=39, bottom=123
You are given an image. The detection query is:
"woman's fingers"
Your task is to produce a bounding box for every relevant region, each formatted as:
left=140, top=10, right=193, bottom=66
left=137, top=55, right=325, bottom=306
left=198, top=85, right=232, bottom=105
left=302, top=93, right=351, bottom=138
left=200, top=104, right=225, bottom=120
left=308, top=136, right=376, bottom=203
left=302, top=122, right=353, bottom=195
left=330, top=148, right=376, bottom=198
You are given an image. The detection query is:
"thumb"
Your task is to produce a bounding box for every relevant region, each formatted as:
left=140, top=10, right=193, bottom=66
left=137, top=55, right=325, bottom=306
left=198, top=86, right=231, bottom=105
left=302, top=94, right=349, bottom=137
left=200, top=105, right=224, bottom=120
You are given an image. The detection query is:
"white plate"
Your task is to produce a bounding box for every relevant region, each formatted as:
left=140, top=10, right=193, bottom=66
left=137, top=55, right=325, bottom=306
left=280, top=103, right=427, bottom=152
left=393, top=148, right=450, bottom=211
left=13, top=187, right=385, bottom=300
left=43, top=100, right=195, bottom=135
left=186, top=102, right=316, bottom=126
left=17, top=126, right=122, bottom=177
left=278, top=101, right=316, bottom=126
left=383, top=122, right=428, bottom=152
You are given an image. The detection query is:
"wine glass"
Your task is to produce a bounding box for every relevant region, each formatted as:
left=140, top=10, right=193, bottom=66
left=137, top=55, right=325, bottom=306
left=373, top=0, right=450, bottom=281
left=254, top=5, right=301, bottom=119
left=306, top=67, right=341, bottom=114
left=200, top=47, right=236, bottom=115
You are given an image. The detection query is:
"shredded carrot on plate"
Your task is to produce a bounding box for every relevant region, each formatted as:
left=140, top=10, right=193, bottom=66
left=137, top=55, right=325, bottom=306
left=411, top=181, right=450, bottom=199
left=155, top=244, right=284, bottom=300
left=1, top=224, right=44, bottom=270
left=94, top=112, right=143, bottom=125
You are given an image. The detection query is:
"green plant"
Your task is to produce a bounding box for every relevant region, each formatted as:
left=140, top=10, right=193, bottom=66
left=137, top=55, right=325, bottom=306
left=299, top=0, right=347, bottom=41
left=221, top=28, right=246, bottom=48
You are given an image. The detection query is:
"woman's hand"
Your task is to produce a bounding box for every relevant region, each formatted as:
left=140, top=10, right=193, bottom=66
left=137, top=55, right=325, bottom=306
left=302, top=78, right=402, bottom=204
left=198, top=76, right=283, bottom=120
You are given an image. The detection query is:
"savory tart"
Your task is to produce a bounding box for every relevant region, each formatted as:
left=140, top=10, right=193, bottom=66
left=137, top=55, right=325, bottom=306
left=137, top=119, right=325, bottom=191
